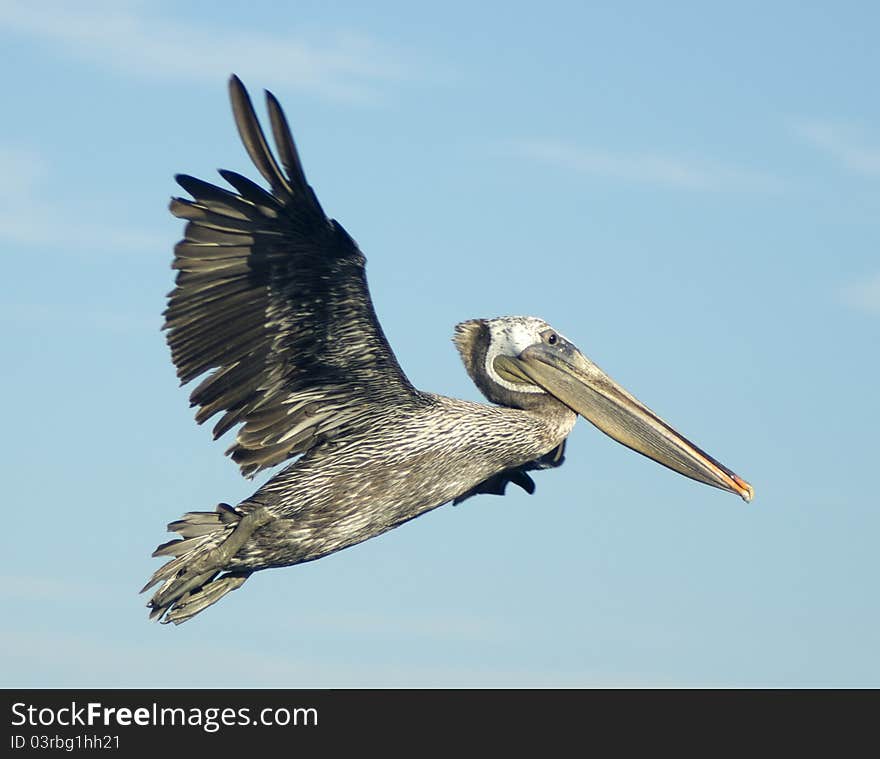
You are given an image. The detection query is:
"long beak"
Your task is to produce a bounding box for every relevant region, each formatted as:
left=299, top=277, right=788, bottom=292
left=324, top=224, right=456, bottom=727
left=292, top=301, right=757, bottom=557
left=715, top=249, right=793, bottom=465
left=494, top=344, right=754, bottom=502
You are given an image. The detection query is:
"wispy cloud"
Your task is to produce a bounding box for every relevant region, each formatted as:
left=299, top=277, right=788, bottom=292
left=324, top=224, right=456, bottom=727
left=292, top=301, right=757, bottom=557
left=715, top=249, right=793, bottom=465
left=840, top=273, right=880, bottom=315
left=0, top=0, right=408, bottom=104
left=510, top=138, right=784, bottom=192
left=0, top=144, right=163, bottom=251
left=795, top=121, right=880, bottom=177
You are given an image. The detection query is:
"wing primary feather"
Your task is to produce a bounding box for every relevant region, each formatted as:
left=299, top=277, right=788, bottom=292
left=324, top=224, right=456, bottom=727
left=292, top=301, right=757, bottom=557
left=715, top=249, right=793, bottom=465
left=265, top=89, right=310, bottom=196
left=172, top=244, right=253, bottom=262
left=170, top=198, right=265, bottom=233
left=228, top=75, right=294, bottom=200
left=217, top=169, right=280, bottom=211
left=165, top=287, right=260, bottom=327
left=183, top=223, right=254, bottom=246
left=175, top=174, right=273, bottom=220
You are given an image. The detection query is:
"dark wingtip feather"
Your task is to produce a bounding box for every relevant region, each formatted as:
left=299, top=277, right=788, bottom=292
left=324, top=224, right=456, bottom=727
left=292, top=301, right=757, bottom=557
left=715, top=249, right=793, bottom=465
left=228, top=74, right=247, bottom=103
left=265, top=88, right=310, bottom=196
left=228, top=75, right=294, bottom=200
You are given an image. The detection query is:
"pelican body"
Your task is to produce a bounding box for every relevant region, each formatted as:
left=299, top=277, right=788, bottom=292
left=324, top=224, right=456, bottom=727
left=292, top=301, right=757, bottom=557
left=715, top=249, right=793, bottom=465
left=144, top=77, right=753, bottom=624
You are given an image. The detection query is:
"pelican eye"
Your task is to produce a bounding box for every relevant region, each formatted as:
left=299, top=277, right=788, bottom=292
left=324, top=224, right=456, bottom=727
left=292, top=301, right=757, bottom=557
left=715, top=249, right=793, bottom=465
left=545, top=332, right=558, bottom=346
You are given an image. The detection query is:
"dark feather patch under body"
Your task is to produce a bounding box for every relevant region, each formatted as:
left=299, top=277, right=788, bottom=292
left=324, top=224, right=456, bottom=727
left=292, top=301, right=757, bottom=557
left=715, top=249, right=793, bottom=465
left=453, top=440, right=567, bottom=505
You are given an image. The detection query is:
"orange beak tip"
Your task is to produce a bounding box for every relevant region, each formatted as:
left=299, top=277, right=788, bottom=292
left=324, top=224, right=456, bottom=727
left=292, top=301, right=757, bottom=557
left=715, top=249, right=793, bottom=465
left=735, top=477, right=755, bottom=503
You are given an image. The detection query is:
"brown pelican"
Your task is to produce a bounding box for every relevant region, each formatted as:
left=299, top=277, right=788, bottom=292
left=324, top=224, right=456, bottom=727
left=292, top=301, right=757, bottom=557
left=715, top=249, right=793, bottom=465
left=143, top=75, right=753, bottom=624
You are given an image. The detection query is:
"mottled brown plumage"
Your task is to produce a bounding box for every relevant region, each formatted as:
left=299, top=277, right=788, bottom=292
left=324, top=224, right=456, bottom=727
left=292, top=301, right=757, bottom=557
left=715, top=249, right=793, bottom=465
left=144, top=78, right=579, bottom=624
left=143, top=76, right=753, bottom=624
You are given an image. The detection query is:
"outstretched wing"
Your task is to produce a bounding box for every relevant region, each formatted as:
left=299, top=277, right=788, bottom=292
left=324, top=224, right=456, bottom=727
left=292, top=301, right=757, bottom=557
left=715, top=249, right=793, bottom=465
left=166, top=75, right=424, bottom=477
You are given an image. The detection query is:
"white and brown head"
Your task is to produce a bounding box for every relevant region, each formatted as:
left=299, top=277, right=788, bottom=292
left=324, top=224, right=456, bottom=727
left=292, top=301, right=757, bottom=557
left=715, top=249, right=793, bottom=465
left=453, top=315, right=753, bottom=502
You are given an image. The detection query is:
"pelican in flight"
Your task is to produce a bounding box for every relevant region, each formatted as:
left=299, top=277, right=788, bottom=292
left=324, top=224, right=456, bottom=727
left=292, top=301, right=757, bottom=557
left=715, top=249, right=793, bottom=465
left=143, top=76, right=753, bottom=624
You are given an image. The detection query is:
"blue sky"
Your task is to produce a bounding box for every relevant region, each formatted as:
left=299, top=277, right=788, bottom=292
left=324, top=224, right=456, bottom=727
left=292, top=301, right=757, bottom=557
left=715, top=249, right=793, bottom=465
left=2, top=0, right=878, bottom=687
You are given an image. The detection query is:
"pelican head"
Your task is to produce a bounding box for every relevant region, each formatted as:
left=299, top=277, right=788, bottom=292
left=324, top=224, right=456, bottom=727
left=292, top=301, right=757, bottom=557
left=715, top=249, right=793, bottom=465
left=454, top=316, right=753, bottom=502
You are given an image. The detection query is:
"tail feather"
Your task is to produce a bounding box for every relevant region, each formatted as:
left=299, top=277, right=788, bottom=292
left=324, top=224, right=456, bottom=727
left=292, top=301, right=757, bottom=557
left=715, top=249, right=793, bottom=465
left=142, top=502, right=267, bottom=624
left=151, top=534, right=212, bottom=559
left=152, top=571, right=251, bottom=624
left=167, top=503, right=240, bottom=538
